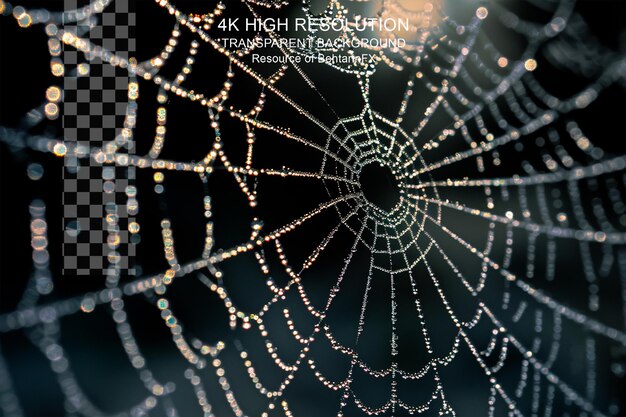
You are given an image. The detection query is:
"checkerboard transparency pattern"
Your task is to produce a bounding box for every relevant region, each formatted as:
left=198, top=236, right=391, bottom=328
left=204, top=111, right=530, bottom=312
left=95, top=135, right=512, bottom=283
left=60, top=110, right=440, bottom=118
left=63, top=0, right=136, bottom=276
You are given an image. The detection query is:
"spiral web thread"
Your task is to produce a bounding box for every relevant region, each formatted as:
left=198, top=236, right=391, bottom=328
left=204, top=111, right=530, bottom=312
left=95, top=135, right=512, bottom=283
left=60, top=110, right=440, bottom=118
left=0, top=0, right=626, bottom=416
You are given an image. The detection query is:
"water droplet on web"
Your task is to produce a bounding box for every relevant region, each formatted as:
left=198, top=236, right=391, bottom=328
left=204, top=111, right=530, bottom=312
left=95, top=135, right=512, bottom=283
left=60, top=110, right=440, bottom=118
left=65, top=220, right=81, bottom=237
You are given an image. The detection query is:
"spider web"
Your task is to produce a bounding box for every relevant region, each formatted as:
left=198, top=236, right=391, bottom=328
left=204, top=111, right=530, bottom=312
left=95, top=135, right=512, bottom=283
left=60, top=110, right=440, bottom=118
left=0, top=0, right=625, bottom=416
